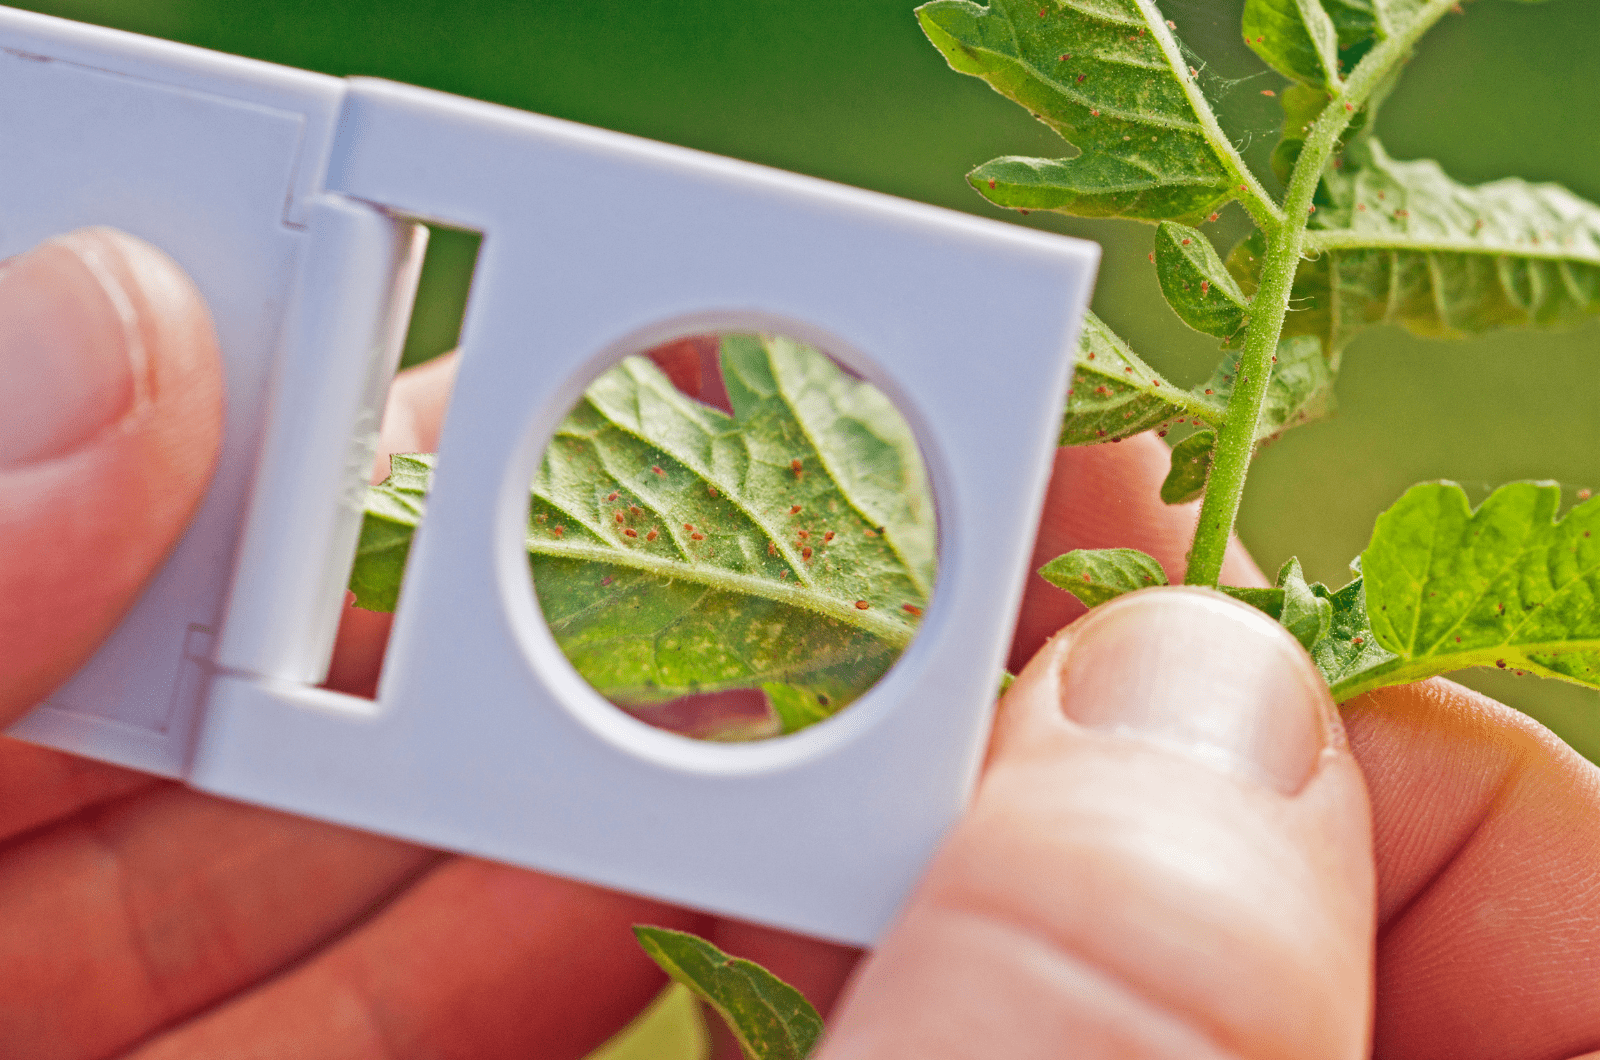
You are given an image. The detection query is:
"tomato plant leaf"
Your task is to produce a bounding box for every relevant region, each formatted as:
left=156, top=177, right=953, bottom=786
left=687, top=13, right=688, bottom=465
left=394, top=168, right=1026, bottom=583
left=1061, top=311, right=1222, bottom=445
left=1160, top=429, right=1214, bottom=505
left=633, top=926, right=823, bottom=1060
left=1275, top=556, right=1334, bottom=650
left=1155, top=222, right=1252, bottom=339
left=1197, top=334, right=1336, bottom=443
left=350, top=336, right=934, bottom=729
left=1277, top=140, right=1600, bottom=354
left=1242, top=0, right=1343, bottom=90
left=1351, top=481, right=1600, bottom=697
left=1039, top=547, right=1169, bottom=606
left=915, top=0, right=1254, bottom=224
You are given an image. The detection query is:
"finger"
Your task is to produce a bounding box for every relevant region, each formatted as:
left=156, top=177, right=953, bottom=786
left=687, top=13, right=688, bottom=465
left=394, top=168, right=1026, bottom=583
left=1011, top=437, right=1267, bottom=672
left=1342, top=679, right=1600, bottom=1060
left=0, top=736, right=153, bottom=844
left=0, top=228, right=224, bottom=725
left=127, top=858, right=709, bottom=1060
left=819, top=588, right=1373, bottom=1060
left=0, top=785, right=434, bottom=1059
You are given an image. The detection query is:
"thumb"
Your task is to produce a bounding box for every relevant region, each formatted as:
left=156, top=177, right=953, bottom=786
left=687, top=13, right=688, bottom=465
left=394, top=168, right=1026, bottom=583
left=820, top=589, right=1374, bottom=1059
left=0, top=227, right=223, bottom=724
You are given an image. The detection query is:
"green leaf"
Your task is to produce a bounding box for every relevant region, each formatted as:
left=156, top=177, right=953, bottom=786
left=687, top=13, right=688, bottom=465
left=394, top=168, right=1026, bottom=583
left=1289, top=140, right=1600, bottom=354
left=351, top=336, right=934, bottom=732
left=1061, top=311, right=1221, bottom=445
left=1243, top=0, right=1342, bottom=89
left=763, top=683, right=838, bottom=735
left=1353, top=481, right=1600, bottom=696
left=1160, top=429, right=1214, bottom=505
left=1154, top=222, right=1252, bottom=339
left=348, top=452, right=431, bottom=613
left=915, top=0, right=1243, bottom=223
left=633, top=926, right=823, bottom=1060
left=1196, top=334, right=1336, bottom=443
left=1039, top=547, right=1168, bottom=607
left=1275, top=557, right=1333, bottom=650
left=1314, top=575, right=1406, bottom=699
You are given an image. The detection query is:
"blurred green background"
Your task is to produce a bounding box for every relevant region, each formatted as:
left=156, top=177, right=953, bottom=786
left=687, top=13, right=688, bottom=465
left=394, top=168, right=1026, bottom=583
left=16, top=0, right=1597, bottom=1052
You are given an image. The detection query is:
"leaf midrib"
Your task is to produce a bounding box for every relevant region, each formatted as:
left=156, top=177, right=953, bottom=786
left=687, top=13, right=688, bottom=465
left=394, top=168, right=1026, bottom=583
left=1309, top=230, right=1600, bottom=263
left=525, top=536, right=914, bottom=648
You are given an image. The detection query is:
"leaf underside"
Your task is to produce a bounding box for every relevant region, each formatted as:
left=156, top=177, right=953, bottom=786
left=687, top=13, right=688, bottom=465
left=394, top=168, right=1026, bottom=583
left=634, top=926, right=823, bottom=1060
left=350, top=335, right=936, bottom=738
left=1060, top=311, right=1221, bottom=445
left=1155, top=222, right=1252, bottom=340
left=1160, top=429, right=1214, bottom=505
left=1234, top=140, right=1600, bottom=357
left=916, top=0, right=1235, bottom=223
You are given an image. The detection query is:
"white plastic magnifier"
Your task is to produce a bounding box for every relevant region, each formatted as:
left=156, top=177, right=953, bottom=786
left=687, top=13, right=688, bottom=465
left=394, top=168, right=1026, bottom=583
left=1, top=5, right=1098, bottom=945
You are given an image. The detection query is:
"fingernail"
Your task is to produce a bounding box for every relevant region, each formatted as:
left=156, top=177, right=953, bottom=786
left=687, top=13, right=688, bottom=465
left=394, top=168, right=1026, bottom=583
left=0, top=231, right=145, bottom=470
left=1059, top=589, right=1332, bottom=794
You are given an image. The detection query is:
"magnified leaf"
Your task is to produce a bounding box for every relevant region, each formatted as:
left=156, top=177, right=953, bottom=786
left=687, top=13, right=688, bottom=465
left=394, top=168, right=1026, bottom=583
left=1061, top=311, right=1221, bottom=446
left=916, top=0, right=1242, bottom=223
left=634, top=926, right=823, bottom=1060
left=1039, top=547, right=1169, bottom=607
left=1262, top=140, right=1600, bottom=354
left=1154, top=222, right=1251, bottom=339
left=351, top=335, right=935, bottom=735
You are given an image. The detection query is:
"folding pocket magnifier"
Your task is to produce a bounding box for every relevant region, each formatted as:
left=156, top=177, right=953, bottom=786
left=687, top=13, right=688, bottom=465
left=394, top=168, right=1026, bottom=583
left=1, top=5, right=1098, bottom=945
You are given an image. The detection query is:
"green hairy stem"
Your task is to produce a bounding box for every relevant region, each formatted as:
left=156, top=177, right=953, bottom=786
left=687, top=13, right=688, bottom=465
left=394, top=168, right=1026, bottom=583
left=1183, top=0, right=1462, bottom=586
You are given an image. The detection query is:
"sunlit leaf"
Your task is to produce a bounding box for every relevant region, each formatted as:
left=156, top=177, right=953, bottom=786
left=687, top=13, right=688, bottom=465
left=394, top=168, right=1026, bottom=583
left=916, top=0, right=1240, bottom=223
left=634, top=926, right=823, bottom=1060
left=1243, top=0, right=1342, bottom=89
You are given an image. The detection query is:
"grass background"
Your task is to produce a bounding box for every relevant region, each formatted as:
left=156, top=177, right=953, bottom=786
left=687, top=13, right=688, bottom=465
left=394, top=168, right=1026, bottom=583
left=17, top=0, right=1597, bottom=1053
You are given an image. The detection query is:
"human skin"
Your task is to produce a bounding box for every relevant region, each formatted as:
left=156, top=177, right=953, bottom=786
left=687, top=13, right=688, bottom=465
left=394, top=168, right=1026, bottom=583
left=3, top=229, right=1600, bottom=1059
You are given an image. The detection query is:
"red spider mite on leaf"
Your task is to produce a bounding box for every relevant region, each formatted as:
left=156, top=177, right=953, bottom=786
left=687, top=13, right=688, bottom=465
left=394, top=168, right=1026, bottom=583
left=902, top=603, right=922, bottom=617
left=768, top=541, right=778, bottom=555
left=855, top=600, right=870, bottom=610
left=691, top=532, right=704, bottom=541
left=802, top=546, right=813, bottom=560
left=790, top=505, right=802, bottom=515
left=797, top=529, right=810, bottom=540
left=624, top=528, right=637, bottom=538
left=646, top=529, right=658, bottom=542
left=601, top=576, right=613, bottom=586
left=614, top=512, right=625, bottom=523
left=824, top=531, right=835, bottom=542
left=791, top=458, right=803, bottom=477
left=553, top=526, right=564, bottom=536
left=606, top=491, right=619, bottom=501
left=651, top=465, right=664, bottom=475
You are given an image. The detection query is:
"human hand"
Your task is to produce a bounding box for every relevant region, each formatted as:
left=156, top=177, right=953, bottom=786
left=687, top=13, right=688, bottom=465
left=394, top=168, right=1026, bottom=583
left=5, top=228, right=1599, bottom=1060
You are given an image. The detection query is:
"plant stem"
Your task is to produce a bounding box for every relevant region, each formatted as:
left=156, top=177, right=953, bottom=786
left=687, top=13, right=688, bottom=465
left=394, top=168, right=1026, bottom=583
left=1182, top=0, right=1461, bottom=587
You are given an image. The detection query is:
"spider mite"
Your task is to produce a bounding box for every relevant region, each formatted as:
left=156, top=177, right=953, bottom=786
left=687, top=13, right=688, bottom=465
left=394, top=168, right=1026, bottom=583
left=855, top=600, right=870, bottom=610
left=651, top=465, right=664, bottom=475
left=802, top=547, right=813, bottom=561
left=552, top=526, right=565, bottom=537
left=646, top=529, right=658, bottom=542
left=797, top=529, right=810, bottom=540
left=824, top=531, right=835, bottom=542
left=1181, top=238, right=1191, bottom=245
left=792, top=457, right=804, bottom=478
left=684, top=523, right=694, bottom=531
left=606, top=491, right=619, bottom=501
left=708, top=487, right=719, bottom=497
left=600, top=576, right=614, bottom=587
left=1200, top=280, right=1210, bottom=294
left=768, top=541, right=778, bottom=556
left=614, top=512, right=625, bottom=523
left=624, top=528, right=638, bottom=538
left=790, top=505, right=803, bottom=515
left=988, top=179, right=997, bottom=189
left=1579, top=488, right=1593, bottom=500
left=902, top=603, right=922, bottom=617
left=691, top=532, right=704, bottom=541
